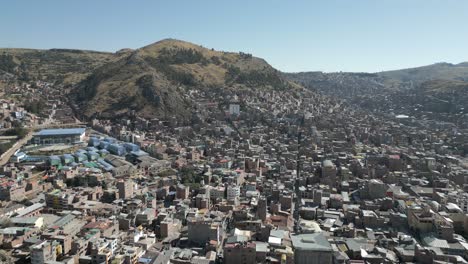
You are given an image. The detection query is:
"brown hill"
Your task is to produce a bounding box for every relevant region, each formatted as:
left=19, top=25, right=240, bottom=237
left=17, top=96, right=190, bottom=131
left=74, top=39, right=296, bottom=120
left=0, top=48, right=117, bottom=84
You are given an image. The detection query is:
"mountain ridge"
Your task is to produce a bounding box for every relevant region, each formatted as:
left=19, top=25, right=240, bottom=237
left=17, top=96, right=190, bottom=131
left=284, top=61, right=468, bottom=99
left=0, top=38, right=300, bottom=121
left=2, top=39, right=468, bottom=122
left=72, top=38, right=299, bottom=120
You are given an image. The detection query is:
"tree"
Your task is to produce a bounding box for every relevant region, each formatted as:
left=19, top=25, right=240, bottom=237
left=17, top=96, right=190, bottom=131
left=179, top=166, right=203, bottom=189
left=0, top=142, right=14, bottom=155
left=24, top=99, right=46, bottom=115
left=4, top=127, right=28, bottom=139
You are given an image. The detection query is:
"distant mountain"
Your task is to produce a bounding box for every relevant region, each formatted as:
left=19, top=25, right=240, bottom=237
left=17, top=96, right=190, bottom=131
left=0, top=48, right=117, bottom=85
left=282, top=72, right=395, bottom=98
left=284, top=62, right=468, bottom=99
left=379, top=62, right=468, bottom=84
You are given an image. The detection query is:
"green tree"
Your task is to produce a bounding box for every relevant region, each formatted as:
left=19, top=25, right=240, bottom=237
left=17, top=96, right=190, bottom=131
left=4, top=127, right=28, bottom=139
left=0, top=142, right=14, bottom=155
left=24, top=99, right=46, bottom=115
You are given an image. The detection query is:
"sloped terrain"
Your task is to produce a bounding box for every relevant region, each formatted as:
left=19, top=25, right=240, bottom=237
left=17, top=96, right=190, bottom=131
left=74, top=39, right=296, bottom=120
left=0, top=48, right=118, bottom=85
left=284, top=62, right=468, bottom=100
left=379, top=62, right=468, bottom=84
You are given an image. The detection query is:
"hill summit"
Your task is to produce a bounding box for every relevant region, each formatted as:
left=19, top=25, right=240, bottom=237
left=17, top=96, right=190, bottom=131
left=73, top=39, right=296, bottom=120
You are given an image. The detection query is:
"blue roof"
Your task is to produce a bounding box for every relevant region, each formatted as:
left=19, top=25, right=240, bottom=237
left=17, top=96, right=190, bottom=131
left=130, top=150, right=148, bottom=157
left=138, top=258, right=152, bottom=264
left=34, top=128, right=85, bottom=136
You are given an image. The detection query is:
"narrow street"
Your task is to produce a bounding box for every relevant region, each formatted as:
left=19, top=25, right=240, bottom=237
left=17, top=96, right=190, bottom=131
left=0, top=131, right=33, bottom=165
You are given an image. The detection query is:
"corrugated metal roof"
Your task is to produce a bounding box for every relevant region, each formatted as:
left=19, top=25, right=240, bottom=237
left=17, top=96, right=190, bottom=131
left=291, top=233, right=332, bottom=251
left=34, top=128, right=85, bottom=136
left=422, top=236, right=449, bottom=248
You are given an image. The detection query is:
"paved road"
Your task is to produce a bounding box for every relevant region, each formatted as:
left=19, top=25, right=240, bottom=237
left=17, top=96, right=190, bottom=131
left=0, top=131, right=33, bottom=165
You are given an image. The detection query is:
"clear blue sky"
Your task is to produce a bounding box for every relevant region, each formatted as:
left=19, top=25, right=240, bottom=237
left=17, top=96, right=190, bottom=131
left=1, top=0, right=468, bottom=72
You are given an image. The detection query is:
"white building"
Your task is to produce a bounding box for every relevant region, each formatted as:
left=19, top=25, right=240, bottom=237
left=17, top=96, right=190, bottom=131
left=227, top=185, right=240, bottom=201
left=229, top=104, right=240, bottom=116
left=456, top=194, right=468, bottom=213
left=210, top=186, right=225, bottom=200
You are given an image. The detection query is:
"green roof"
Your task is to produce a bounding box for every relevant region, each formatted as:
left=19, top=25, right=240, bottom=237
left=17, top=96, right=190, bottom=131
left=85, top=162, right=99, bottom=168
left=49, top=189, right=62, bottom=195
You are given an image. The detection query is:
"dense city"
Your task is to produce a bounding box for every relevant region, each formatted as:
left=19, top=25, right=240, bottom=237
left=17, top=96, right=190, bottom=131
left=0, top=73, right=468, bottom=264
left=2, top=1, right=468, bottom=262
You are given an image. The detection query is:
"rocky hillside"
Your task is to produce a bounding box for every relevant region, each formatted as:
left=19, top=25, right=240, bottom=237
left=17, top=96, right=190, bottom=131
left=73, top=39, right=297, bottom=120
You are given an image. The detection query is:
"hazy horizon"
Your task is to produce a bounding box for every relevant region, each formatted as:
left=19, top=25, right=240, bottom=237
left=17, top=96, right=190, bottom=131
left=2, top=0, right=468, bottom=72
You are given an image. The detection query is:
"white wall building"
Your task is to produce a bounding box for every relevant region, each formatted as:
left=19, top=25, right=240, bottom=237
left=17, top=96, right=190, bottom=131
left=227, top=185, right=240, bottom=201
left=229, top=104, right=240, bottom=116
left=210, top=186, right=225, bottom=200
